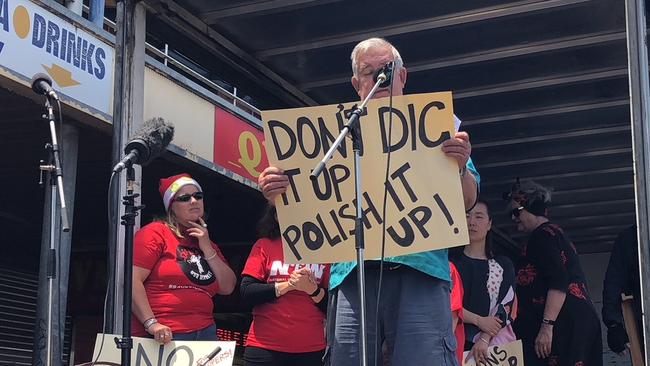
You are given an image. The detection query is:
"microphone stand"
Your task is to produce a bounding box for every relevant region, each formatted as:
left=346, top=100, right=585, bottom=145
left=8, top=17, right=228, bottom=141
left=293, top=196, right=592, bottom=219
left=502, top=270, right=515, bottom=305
left=113, top=165, right=144, bottom=366
left=37, top=95, right=70, bottom=366
left=311, top=73, right=388, bottom=366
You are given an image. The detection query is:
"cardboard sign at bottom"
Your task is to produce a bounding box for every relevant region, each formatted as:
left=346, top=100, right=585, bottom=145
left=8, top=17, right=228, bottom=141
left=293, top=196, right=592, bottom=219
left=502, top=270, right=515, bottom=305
left=84, top=334, right=236, bottom=366
left=463, top=339, right=524, bottom=366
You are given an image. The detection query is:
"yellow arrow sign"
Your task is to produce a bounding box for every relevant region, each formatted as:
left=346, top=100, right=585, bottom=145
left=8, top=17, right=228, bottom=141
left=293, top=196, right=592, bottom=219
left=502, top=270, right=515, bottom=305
left=42, top=64, right=81, bottom=88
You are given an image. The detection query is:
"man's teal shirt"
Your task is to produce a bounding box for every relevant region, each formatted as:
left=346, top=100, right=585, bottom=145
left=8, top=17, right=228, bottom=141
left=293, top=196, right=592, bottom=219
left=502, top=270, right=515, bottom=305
left=329, top=158, right=480, bottom=289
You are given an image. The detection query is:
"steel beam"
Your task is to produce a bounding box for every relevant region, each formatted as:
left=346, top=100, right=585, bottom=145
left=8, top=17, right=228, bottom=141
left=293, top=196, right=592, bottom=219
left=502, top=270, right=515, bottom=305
left=473, top=125, right=631, bottom=149
left=478, top=147, right=631, bottom=169
left=144, top=0, right=317, bottom=106
left=300, top=31, right=625, bottom=90
left=455, top=67, right=628, bottom=100
left=551, top=183, right=635, bottom=197
left=482, top=183, right=634, bottom=201
left=573, top=241, right=615, bottom=254
left=503, top=221, right=633, bottom=239
left=201, top=0, right=341, bottom=22
left=481, top=166, right=632, bottom=187
left=463, top=99, right=629, bottom=126
left=257, top=0, right=590, bottom=59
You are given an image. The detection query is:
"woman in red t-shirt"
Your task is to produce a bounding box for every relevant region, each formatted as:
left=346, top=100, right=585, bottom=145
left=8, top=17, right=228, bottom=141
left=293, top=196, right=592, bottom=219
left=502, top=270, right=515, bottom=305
left=131, top=173, right=237, bottom=343
left=241, top=205, right=329, bottom=366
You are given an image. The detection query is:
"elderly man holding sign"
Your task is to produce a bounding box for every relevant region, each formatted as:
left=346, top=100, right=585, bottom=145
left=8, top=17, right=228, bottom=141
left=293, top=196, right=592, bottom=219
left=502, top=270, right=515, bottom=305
left=259, top=38, right=479, bottom=366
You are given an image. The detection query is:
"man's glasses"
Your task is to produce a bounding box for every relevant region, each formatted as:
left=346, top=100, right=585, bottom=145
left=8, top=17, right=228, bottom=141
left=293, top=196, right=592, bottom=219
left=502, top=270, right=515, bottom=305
left=511, top=206, right=524, bottom=218
left=174, top=192, right=204, bottom=202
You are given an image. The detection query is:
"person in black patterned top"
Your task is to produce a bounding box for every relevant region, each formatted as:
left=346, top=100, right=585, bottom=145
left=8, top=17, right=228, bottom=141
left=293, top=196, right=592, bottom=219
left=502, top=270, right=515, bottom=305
left=505, top=180, right=602, bottom=366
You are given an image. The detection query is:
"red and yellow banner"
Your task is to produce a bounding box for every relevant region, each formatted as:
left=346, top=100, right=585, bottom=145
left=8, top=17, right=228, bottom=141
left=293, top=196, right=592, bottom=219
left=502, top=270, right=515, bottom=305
left=214, top=107, right=269, bottom=182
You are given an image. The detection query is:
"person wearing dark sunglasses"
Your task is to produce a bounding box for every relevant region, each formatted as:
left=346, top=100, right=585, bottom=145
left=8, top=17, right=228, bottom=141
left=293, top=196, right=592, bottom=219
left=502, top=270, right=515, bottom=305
left=505, top=180, right=602, bottom=366
left=174, top=191, right=204, bottom=202
left=131, top=173, right=237, bottom=344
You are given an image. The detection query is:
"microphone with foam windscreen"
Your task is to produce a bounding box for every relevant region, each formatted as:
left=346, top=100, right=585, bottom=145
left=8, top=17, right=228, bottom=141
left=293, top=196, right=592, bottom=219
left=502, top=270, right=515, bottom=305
left=373, top=61, right=394, bottom=88
left=112, top=117, right=175, bottom=173
left=31, top=73, right=59, bottom=100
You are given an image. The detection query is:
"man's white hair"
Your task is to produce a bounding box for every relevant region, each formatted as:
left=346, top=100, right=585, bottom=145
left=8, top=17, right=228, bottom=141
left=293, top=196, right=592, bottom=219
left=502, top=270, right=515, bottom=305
left=350, top=38, right=404, bottom=77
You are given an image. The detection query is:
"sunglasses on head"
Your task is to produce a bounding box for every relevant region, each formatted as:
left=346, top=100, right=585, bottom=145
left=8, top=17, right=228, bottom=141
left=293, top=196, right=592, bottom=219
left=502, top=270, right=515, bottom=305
left=511, top=206, right=524, bottom=218
left=174, top=192, right=204, bottom=202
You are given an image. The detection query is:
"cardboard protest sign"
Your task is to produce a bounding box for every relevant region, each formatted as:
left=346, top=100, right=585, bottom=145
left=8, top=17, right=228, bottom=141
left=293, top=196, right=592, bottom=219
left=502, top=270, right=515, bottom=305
left=462, top=340, right=524, bottom=366
left=85, top=334, right=235, bottom=366
left=262, top=92, right=469, bottom=264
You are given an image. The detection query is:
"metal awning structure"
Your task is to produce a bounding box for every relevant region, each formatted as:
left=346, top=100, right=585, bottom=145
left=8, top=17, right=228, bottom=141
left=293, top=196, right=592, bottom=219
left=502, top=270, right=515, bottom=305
left=142, top=0, right=636, bottom=254
left=2, top=0, right=645, bottom=362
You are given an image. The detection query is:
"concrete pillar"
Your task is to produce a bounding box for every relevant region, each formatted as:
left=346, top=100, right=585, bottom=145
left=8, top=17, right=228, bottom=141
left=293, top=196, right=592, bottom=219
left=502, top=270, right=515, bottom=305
left=107, top=0, right=146, bottom=334
left=89, top=0, right=106, bottom=28
left=624, top=0, right=650, bottom=357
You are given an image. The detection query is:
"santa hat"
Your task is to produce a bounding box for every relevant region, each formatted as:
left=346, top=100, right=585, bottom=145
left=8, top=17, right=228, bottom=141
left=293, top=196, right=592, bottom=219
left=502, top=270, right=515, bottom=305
left=159, top=173, right=202, bottom=211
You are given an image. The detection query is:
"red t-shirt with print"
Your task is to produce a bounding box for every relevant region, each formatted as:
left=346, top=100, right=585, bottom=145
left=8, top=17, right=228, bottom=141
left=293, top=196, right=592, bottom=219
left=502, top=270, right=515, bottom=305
left=131, top=221, right=227, bottom=336
left=242, top=237, right=330, bottom=353
left=450, top=262, right=465, bottom=364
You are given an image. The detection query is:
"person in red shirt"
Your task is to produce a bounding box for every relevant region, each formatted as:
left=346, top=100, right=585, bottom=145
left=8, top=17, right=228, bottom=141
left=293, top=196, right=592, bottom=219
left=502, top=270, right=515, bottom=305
left=131, top=173, right=237, bottom=343
left=241, top=205, right=329, bottom=366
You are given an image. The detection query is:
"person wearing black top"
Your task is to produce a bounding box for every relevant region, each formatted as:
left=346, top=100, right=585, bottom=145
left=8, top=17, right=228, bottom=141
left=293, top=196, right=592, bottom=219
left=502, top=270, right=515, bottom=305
left=452, top=201, right=517, bottom=365
left=602, top=225, right=643, bottom=357
left=505, top=180, right=602, bottom=366
left=240, top=205, right=329, bottom=366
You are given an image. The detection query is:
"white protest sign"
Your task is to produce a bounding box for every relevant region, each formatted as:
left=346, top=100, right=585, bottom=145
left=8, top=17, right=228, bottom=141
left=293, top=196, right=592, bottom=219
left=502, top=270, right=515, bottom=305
left=463, top=340, right=524, bottom=366
left=85, top=334, right=236, bottom=366
left=262, top=92, right=469, bottom=264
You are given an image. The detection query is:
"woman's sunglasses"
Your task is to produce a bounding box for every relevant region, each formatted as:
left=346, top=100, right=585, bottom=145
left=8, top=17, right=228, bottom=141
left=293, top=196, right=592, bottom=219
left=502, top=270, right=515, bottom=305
left=174, top=192, right=204, bottom=202
left=511, top=206, right=524, bottom=218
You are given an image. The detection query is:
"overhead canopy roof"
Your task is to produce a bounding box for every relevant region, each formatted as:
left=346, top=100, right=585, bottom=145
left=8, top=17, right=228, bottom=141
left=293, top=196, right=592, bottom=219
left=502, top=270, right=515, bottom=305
left=143, top=0, right=636, bottom=253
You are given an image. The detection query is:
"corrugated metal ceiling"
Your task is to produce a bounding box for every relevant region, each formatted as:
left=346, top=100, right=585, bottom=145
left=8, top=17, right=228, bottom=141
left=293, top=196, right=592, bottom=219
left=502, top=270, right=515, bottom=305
left=141, top=0, right=637, bottom=253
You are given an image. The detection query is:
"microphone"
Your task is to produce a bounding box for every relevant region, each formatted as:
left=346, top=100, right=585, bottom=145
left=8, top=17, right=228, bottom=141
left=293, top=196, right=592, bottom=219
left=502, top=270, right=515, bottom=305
left=373, top=62, right=394, bottom=88
left=112, top=117, right=175, bottom=173
left=196, top=346, right=222, bottom=366
left=31, top=73, right=59, bottom=100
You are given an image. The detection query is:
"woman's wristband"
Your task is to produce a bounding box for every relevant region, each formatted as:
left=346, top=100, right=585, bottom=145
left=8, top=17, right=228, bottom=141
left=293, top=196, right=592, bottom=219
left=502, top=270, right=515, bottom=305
left=309, top=286, right=322, bottom=297
left=479, top=336, right=490, bottom=345
left=204, top=250, right=217, bottom=261
left=143, top=317, right=157, bottom=331
left=542, top=318, right=556, bottom=326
